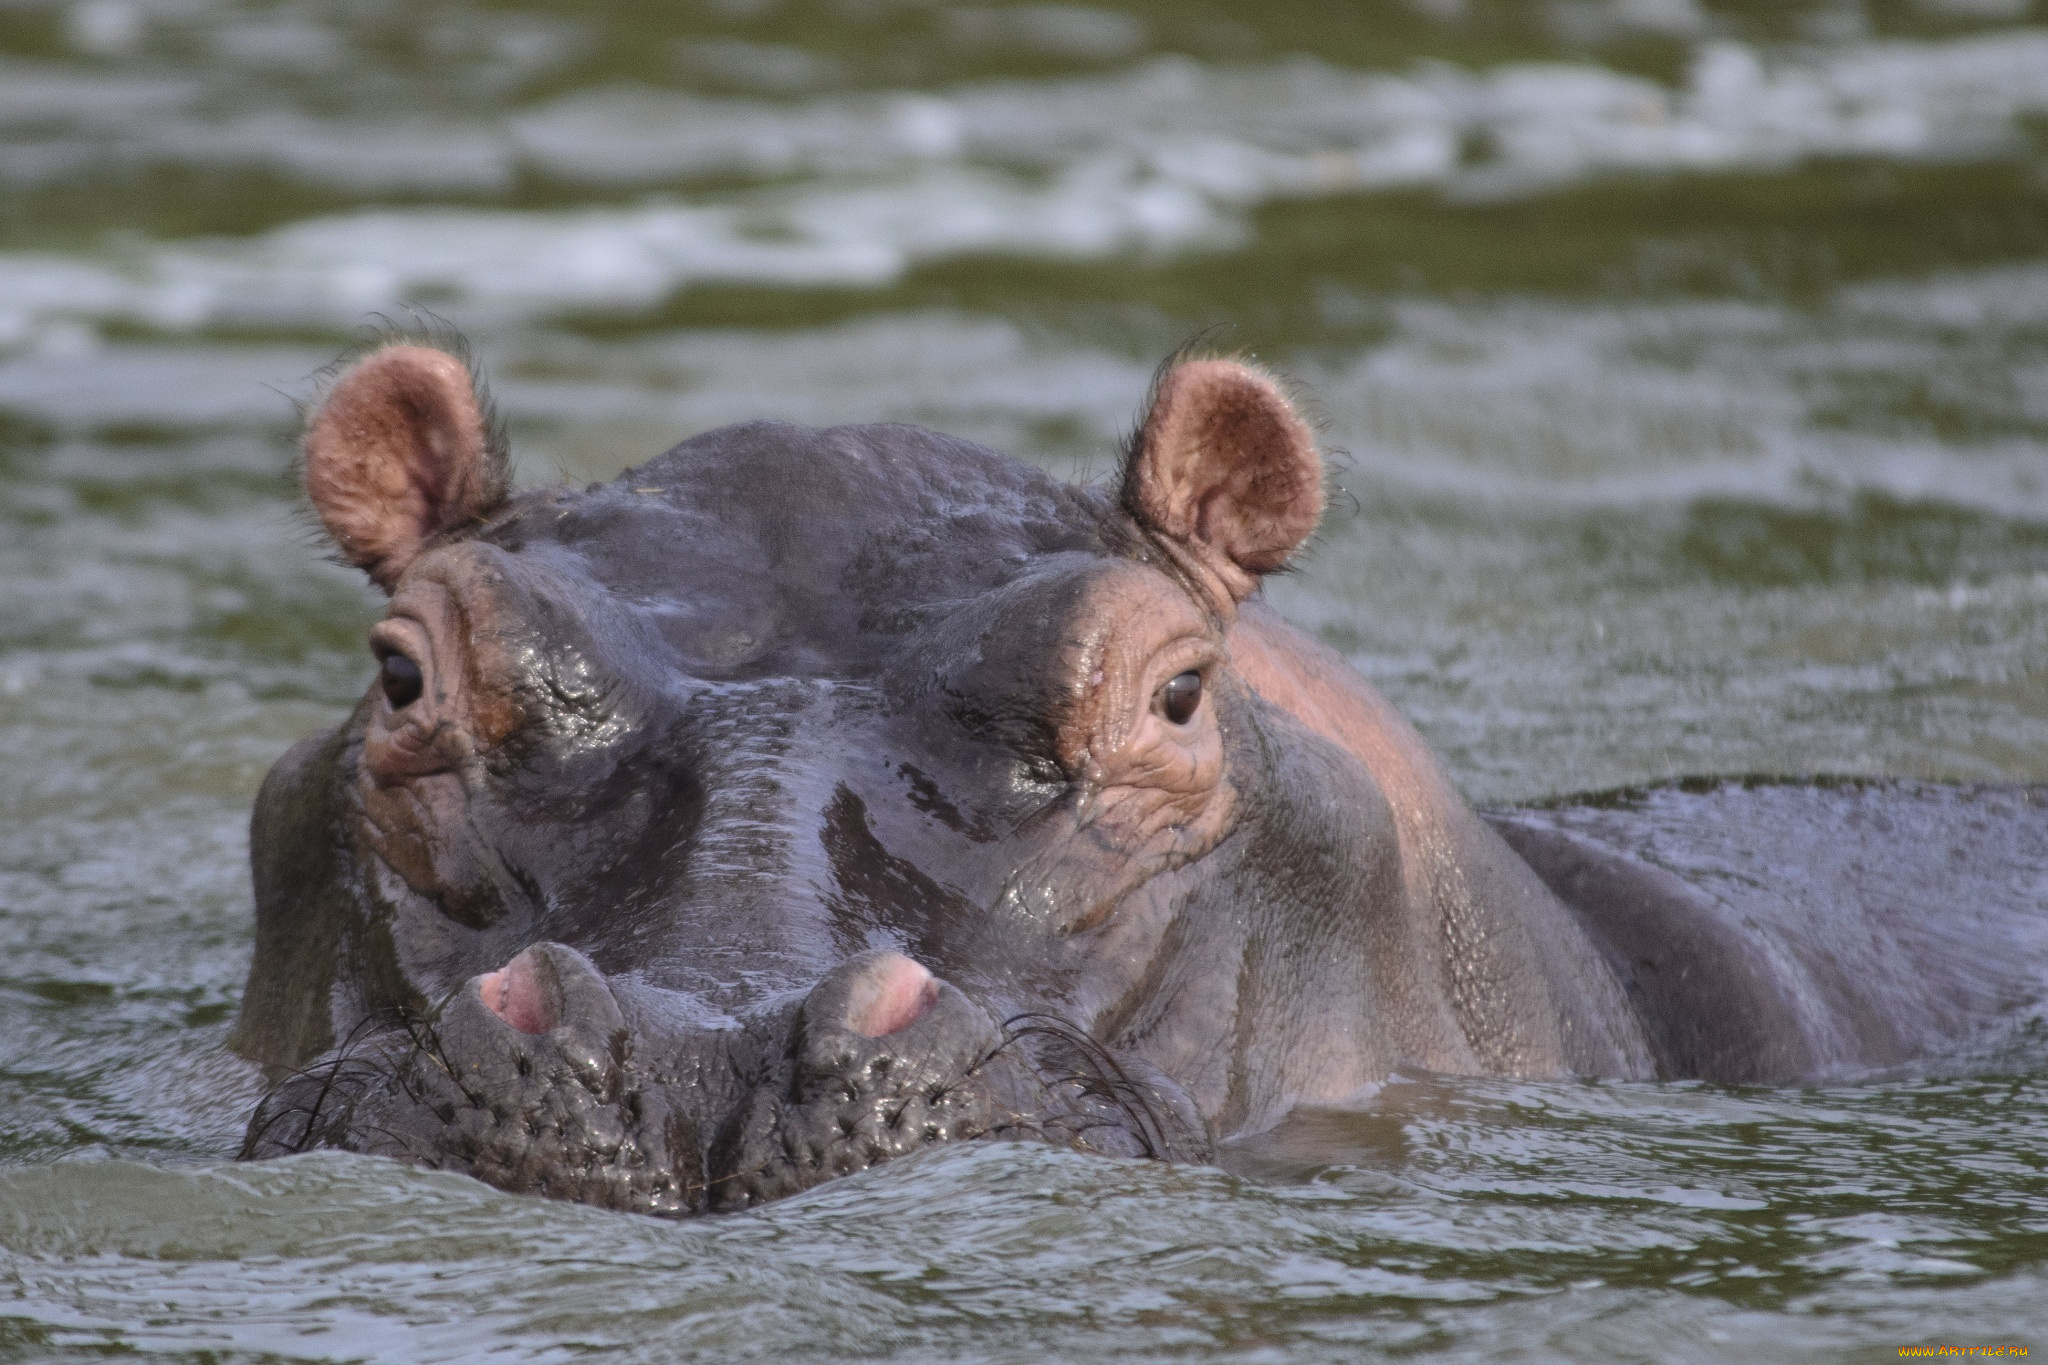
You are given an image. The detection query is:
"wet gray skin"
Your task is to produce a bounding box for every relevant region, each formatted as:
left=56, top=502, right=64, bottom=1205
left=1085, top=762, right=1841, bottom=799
left=235, top=341, right=2048, bottom=1218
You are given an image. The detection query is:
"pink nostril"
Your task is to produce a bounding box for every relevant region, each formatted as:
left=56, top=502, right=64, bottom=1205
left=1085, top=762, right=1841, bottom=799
left=479, top=949, right=555, bottom=1034
left=846, top=953, right=939, bottom=1038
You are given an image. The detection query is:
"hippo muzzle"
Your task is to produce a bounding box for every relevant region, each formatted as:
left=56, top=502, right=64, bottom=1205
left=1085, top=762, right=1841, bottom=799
left=244, top=944, right=1209, bottom=1216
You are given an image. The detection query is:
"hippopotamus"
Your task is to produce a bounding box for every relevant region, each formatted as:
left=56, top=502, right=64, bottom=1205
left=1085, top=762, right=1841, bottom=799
left=233, top=341, right=2048, bottom=1217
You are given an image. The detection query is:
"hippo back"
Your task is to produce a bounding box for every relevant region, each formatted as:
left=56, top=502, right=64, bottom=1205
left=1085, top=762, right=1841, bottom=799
left=1491, top=781, right=2048, bottom=1082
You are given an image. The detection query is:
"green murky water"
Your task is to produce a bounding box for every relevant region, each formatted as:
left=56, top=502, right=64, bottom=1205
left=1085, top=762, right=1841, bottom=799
left=2, top=0, right=2046, bottom=1358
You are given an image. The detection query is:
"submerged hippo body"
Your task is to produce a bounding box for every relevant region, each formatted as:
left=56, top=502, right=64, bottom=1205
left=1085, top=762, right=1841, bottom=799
left=234, top=343, right=2048, bottom=1215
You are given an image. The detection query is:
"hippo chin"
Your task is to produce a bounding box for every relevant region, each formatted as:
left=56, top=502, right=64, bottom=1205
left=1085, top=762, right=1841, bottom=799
left=233, top=341, right=2048, bottom=1217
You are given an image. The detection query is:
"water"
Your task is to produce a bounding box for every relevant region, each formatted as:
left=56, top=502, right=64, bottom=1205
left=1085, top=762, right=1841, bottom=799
left=1, top=0, right=2045, bottom=1358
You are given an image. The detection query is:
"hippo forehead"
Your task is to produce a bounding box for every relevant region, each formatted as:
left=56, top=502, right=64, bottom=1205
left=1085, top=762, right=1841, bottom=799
left=475, top=420, right=1135, bottom=679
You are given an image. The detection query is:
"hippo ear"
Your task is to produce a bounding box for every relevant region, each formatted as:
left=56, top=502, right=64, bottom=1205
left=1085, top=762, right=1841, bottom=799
left=303, top=344, right=509, bottom=592
left=1121, top=358, right=1323, bottom=606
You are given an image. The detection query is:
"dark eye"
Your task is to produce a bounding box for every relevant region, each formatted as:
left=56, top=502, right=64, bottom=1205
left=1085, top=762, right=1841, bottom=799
left=379, top=651, right=423, bottom=710
left=1156, top=670, right=1202, bottom=725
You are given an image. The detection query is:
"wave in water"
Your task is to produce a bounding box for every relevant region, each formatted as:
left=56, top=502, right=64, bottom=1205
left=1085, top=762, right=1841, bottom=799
left=2, top=29, right=2047, bottom=341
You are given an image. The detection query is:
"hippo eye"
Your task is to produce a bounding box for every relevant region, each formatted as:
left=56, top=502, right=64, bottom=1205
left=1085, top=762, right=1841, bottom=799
left=379, top=651, right=424, bottom=710
left=1156, top=670, right=1203, bottom=725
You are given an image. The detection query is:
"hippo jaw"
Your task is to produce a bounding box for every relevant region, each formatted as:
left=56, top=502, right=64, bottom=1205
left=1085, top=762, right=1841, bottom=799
left=242, top=944, right=1211, bottom=1215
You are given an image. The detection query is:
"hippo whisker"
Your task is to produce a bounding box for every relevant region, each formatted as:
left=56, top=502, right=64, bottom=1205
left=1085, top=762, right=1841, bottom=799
left=397, top=996, right=477, bottom=1080
left=240, top=1016, right=394, bottom=1158
left=992, top=1011, right=1198, bottom=1162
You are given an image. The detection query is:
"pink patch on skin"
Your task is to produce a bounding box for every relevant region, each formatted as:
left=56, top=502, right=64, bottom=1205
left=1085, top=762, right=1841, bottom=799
left=478, top=949, right=555, bottom=1034
left=846, top=954, right=939, bottom=1038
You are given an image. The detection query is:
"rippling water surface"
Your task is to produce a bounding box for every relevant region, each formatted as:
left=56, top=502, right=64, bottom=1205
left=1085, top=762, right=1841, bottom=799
left=2, top=0, right=2046, bottom=1358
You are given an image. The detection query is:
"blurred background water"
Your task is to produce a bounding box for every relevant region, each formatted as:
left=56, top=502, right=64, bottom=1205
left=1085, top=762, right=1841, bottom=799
left=1, top=1, right=2046, bottom=1359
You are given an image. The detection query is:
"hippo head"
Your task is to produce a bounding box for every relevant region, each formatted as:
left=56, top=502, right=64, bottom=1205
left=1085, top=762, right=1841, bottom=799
left=234, top=340, right=1476, bottom=1215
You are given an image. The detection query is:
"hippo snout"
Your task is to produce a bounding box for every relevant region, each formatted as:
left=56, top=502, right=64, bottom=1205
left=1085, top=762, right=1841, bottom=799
left=245, top=942, right=705, bottom=1216
left=242, top=944, right=1211, bottom=1217
left=707, top=951, right=1020, bottom=1211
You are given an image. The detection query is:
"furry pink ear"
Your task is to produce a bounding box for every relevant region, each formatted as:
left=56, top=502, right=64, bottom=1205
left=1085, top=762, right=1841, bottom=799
left=303, top=344, right=507, bottom=592
left=1122, top=358, right=1324, bottom=607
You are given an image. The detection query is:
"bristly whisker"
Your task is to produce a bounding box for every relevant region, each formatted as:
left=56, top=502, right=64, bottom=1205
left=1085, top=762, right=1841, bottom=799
left=995, top=1010, right=1184, bottom=1161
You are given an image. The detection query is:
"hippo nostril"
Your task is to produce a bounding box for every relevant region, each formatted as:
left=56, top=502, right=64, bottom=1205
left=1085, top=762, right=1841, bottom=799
left=843, top=953, right=940, bottom=1038
left=478, top=948, right=557, bottom=1034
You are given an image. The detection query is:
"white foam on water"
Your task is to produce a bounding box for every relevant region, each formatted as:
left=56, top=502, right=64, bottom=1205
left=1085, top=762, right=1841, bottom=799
left=1839, top=261, right=2048, bottom=330
left=11, top=29, right=2048, bottom=197
left=942, top=5, right=1150, bottom=62
left=1305, top=279, right=2048, bottom=515
left=0, top=342, right=330, bottom=427
left=1, top=29, right=2045, bottom=337
left=4, top=265, right=2042, bottom=521
left=0, top=164, right=1231, bottom=341
left=150, top=111, right=517, bottom=193
left=0, top=56, right=201, bottom=127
